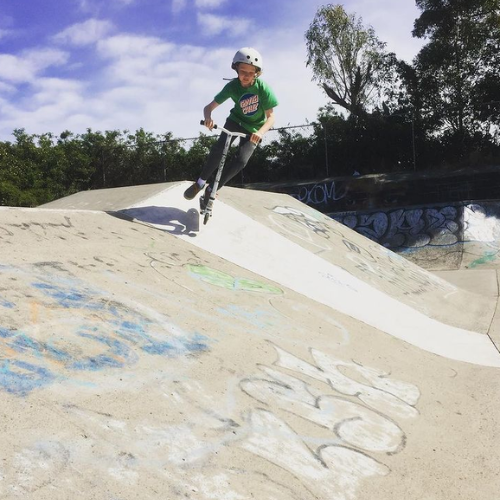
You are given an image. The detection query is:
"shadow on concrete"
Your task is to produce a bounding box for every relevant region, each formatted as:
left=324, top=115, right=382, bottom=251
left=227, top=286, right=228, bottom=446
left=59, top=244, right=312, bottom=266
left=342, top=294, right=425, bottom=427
left=108, top=206, right=200, bottom=236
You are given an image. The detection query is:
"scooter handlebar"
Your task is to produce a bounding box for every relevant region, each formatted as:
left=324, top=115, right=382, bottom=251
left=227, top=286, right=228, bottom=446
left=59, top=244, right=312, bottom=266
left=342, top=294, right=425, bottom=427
left=200, top=120, right=249, bottom=138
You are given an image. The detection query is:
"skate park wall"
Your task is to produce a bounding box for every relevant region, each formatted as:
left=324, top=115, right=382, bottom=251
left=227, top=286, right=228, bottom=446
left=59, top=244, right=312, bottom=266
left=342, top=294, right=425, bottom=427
left=252, top=165, right=500, bottom=213
left=247, top=166, right=500, bottom=271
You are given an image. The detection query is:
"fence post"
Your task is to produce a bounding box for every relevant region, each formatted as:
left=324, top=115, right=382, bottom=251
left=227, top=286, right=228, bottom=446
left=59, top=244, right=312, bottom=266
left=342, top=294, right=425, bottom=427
left=324, top=123, right=329, bottom=177
left=101, top=149, right=106, bottom=188
left=411, top=116, right=416, bottom=172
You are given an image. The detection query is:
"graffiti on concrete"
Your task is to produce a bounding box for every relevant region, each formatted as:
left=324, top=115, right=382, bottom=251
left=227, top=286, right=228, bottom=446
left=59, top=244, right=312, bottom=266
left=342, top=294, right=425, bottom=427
left=0, top=216, right=85, bottom=241
left=145, top=251, right=284, bottom=295
left=268, top=205, right=455, bottom=296
left=273, top=206, right=333, bottom=238
left=0, top=265, right=209, bottom=396
left=331, top=202, right=500, bottom=268
left=0, top=254, right=288, bottom=397
left=187, top=265, right=283, bottom=294
left=333, top=203, right=500, bottom=250
left=240, top=346, right=418, bottom=499
left=0, top=341, right=419, bottom=499
left=269, top=206, right=342, bottom=252
left=468, top=251, right=499, bottom=268
left=333, top=206, right=462, bottom=249
left=0, top=236, right=422, bottom=498
left=295, top=181, right=348, bottom=208
left=341, top=237, right=455, bottom=296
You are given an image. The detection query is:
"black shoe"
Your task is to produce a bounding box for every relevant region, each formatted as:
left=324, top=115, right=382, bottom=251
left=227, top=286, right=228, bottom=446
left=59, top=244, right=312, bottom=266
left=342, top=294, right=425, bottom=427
left=184, top=182, right=202, bottom=200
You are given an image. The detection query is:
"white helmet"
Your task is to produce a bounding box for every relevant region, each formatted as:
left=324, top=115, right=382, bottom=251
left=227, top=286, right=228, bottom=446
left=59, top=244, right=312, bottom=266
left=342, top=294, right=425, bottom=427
left=231, top=47, right=263, bottom=74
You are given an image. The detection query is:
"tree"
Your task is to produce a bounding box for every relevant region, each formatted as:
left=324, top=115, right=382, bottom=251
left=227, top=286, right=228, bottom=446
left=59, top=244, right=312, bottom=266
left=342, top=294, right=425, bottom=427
left=56, top=131, right=94, bottom=194
left=305, top=4, right=392, bottom=117
left=413, top=0, right=500, bottom=150
left=253, top=129, right=319, bottom=182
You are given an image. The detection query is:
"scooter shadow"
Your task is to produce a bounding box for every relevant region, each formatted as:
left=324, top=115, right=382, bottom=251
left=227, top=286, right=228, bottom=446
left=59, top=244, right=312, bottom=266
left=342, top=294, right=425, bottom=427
left=108, top=206, right=200, bottom=236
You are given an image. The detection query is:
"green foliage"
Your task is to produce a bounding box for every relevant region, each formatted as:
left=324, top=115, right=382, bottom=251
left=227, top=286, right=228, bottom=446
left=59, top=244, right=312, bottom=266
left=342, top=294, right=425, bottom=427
left=0, top=127, right=236, bottom=207
left=413, top=0, right=500, bottom=150
left=243, top=129, right=320, bottom=183
left=0, top=128, right=181, bottom=206
left=0, top=109, right=499, bottom=208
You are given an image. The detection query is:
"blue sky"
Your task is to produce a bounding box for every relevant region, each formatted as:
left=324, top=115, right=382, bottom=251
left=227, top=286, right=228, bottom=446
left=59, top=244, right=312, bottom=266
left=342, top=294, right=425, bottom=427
left=0, top=0, right=425, bottom=142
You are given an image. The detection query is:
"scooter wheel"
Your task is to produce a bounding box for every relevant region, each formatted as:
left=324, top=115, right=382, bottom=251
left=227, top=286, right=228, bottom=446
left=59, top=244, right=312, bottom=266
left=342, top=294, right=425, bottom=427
left=203, top=212, right=210, bottom=225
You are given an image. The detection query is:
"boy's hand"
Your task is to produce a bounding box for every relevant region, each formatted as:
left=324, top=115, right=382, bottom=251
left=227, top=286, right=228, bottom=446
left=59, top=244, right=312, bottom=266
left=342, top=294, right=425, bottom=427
left=250, top=132, right=262, bottom=144
left=203, top=119, right=215, bottom=131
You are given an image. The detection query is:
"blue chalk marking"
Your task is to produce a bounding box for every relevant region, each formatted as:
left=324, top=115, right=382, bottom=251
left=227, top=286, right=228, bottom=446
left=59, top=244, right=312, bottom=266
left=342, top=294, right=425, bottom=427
left=114, top=319, right=153, bottom=344
left=0, top=273, right=211, bottom=397
left=10, top=334, right=72, bottom=362
left=70, top=354, right=124, bottom=371
left=141, top=333, right=209, bottom=356
left=0, top=298, right=15, bottom=309
left=69, top=332, right=138, bottom=371
left=32, top=282, right=100, bottom=310
left=0, top=327, right=15, bottom=338
left=0, top=360, right=55, bottom=396
left=183, top=333, right=210, bottom=353
left=114, top=320, right=209, bottom=356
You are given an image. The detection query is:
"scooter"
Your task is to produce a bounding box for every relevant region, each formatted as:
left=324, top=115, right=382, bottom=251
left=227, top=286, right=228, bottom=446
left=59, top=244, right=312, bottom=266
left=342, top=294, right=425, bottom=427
left=199, top=120, right=249, bottom=225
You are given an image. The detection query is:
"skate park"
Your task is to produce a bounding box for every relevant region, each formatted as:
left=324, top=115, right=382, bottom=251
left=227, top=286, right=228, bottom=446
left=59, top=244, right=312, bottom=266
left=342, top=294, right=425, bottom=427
left=1, top=181, right=499, bottom=499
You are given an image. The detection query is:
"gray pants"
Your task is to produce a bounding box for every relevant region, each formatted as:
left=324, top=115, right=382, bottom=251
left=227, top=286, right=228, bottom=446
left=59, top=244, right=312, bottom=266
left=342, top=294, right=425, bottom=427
left=199, top=119, right=257, bottom=189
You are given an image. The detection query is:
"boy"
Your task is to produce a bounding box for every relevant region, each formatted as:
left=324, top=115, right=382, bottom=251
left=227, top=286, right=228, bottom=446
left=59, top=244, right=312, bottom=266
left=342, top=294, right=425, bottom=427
left=183, top=47, right=278, bottom=206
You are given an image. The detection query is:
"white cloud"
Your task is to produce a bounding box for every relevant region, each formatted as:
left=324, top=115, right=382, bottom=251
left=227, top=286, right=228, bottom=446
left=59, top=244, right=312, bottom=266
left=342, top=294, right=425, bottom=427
left=76, top=0, right=99, bottom=15
left=0, top=49, right=68, bottom=83
left=30, top=78, right=86, bottom=106
left=197, top=13, right=251, bottom=37
left=27, top=48, right=70, bottom=72
left=195, top=0, right=228, bottom=9
left=0, top=32, right=236, bottom=139
left=0, top=24, right=325, bottom=142
left=97, top=35, right=220, bottom=96
left=98, top=34, right=173, bottom=58
left=0, top=77, right=88, bottom=137
left=0, top=29, right=14, bottom=40
left=0, top=81, right=16, bottom=94
left=96, top=34, right=178, bottom=82
left=0, top=54, right=34, bottom=83
left=77, top=0, right=135, bottom=13
left=172, top=0, right=187, bottom=14
left=53, top=19, right=115, bottom=46
left=345, top=0, right=424, bottom=62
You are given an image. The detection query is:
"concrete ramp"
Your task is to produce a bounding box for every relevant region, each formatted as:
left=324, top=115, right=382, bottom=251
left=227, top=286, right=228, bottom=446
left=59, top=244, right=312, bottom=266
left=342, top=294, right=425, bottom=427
left=1, top=182, right=499, bottom=500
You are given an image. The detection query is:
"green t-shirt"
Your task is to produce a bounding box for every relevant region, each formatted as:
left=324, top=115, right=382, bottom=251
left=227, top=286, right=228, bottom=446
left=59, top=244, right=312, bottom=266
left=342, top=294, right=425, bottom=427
left=214, top=78, right=278, bottom=133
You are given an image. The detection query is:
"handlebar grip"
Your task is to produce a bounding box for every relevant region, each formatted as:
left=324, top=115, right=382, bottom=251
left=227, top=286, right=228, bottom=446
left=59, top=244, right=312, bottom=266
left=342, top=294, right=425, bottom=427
left=200, top=120, right=217, bottom=129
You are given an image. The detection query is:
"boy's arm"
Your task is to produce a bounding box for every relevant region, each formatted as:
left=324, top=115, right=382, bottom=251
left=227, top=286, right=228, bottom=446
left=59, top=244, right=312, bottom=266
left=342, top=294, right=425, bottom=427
left=203, top=101, right=220, bottom=130
left=252, top=108, right=275, bottom=144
